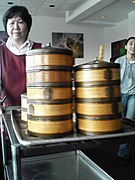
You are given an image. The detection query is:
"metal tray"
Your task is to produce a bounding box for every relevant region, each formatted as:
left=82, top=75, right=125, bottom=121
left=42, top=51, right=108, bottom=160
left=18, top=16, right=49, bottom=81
left=9, top=150, right=114, bottom=180
left=10, top=108, right=135, bottom=146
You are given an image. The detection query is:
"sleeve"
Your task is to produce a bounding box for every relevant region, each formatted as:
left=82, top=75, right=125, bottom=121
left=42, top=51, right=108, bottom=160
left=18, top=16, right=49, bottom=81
left=115, top=58, right=120, bottom=64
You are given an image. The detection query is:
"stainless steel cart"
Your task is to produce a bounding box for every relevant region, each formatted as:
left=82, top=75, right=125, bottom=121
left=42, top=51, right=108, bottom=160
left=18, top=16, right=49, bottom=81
left=1, top=107, right=135, bottom=180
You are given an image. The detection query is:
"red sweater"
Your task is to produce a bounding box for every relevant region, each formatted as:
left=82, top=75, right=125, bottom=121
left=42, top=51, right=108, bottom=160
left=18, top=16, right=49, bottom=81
left=0, top=42, right=41, bottom=107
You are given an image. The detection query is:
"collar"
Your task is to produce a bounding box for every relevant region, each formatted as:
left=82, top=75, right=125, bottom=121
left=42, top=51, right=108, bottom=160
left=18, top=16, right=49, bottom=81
left=6, top=37, right=34, bottom=55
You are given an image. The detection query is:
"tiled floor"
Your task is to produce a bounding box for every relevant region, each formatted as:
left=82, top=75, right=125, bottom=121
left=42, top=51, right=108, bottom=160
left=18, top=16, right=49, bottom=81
left=83, top=139, right=135, bottom=180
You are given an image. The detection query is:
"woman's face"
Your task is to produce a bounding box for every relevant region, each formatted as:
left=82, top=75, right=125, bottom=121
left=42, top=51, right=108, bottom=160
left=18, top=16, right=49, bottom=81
left=6, top=16, right=28, bottom=42
left=125, top=38, right=135, bottom=55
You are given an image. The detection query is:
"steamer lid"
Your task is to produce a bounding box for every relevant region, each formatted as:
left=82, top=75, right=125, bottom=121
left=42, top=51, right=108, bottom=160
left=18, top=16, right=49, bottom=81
left=27, top=44, right=73, bottom=56
left=74, top=60, right=120, bottom=70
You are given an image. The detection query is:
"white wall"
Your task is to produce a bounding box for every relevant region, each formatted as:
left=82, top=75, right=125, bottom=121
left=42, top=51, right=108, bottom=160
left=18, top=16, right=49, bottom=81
left=128, top=11, right=135, bottom=37
left=104, top=10, right=135, bottom=61
left=104, top=20, right=128, bottom=61
left=29, top=16, right=104, bottom=65
left=0, top=15, right=104, bottom=65
left=1, top=13, right=134, bottom=65
left=0, top=15, right=4, bottom=30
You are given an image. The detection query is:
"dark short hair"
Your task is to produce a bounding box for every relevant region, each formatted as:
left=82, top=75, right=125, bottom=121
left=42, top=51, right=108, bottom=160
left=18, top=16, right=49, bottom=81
left=2, top=6, right=32, bottom=34
left=125, top=36, right=135, bottom=45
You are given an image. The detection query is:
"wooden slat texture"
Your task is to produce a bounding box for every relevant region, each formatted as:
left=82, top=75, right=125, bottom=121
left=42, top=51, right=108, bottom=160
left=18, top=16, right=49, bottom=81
left=78, top=118, right=123, bottom=133
left=28, top=119, right=73, bottom=134
left=26, top=54, right=73, bottom=67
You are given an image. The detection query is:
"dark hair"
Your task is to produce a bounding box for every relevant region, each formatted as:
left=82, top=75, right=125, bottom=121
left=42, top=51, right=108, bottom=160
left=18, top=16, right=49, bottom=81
left=2, top=6, right=32, bottom=34
left=125, top=36, right=135, bottom=45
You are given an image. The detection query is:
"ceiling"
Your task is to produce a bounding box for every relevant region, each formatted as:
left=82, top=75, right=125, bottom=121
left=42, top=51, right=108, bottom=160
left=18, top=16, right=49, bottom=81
left=0, top=0, right=135, bottom=27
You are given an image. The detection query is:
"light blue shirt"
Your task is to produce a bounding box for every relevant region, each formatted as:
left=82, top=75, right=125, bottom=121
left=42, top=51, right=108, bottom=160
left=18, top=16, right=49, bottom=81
left=115, top=55, right=135, bottom=94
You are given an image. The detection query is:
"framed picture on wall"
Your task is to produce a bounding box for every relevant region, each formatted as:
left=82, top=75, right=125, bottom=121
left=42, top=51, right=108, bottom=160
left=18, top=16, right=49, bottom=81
left=52, top=32, right=84, bottom=58
left=111, top=39, right=127, bottom=62
left=0, top=31, right=8, bottom=44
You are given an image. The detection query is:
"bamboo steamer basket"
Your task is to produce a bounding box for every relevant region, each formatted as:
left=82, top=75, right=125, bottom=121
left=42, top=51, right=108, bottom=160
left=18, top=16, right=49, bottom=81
left=27, top=86, right=72, bottom=100
left=21, top=93, right=27, bottom=123
left=26, top=46, right=73, bottom=137
left=74, top=60, right=123, bottom=134
left=27, top=100, right=73, bottom=136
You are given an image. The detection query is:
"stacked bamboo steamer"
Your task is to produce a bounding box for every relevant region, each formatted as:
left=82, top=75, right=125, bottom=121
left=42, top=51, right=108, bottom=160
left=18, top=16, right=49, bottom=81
left=25, top=45, right=74, bottom=137
left=74, top=45, right=123, bottom=134
left=20, top=44, right=123, bottom=136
